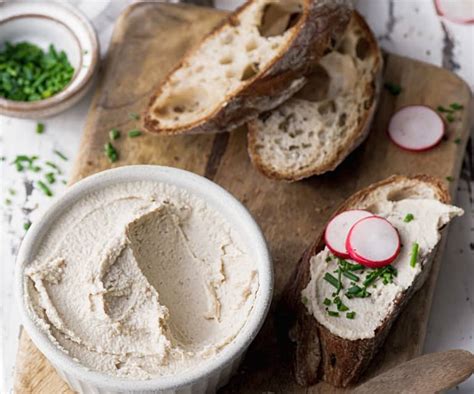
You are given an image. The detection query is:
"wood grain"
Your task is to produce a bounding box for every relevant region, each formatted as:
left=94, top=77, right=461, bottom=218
left=14, top=3, right=472, bottom=393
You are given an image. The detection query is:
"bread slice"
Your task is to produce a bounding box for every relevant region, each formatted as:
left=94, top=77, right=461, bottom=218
left=247, top=12, right=382, bottom=181
left=143, top=0, right=352, bottom=135
left=279, top=175, right=463, bottom=387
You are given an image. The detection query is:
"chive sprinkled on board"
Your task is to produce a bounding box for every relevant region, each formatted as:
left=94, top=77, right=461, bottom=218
left=109, top=128, right=120, bottom=141
left=446, top=176, right=454, bottom=182
left=454, top=137, right=462, bottom=144
left=128, top=129, right=142, bottom=138
left=54, top=150, right=68, bottom=161
left=384, top=82, right=402, bottom=96
left=404, top=213, right=414, bottom=222
left=437, top=105, right=452, bottom=113
left=37, top=180, right=53, bottom=197
left=446, top=114, right=455, bottom=123
left=36, top=123, right=45, bottom=134
left=129, top=112, right=140, bottom=120
left=104, top=142, right=118, bottom=163
left=410, top=243, right=419, bottom=268
left=449, top=102, right=463, bottom=111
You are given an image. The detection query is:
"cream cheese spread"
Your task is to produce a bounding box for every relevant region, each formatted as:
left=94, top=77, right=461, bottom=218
left=302, top=198, right=463, bottom=340
left=24, top=181, right=259, bottom=379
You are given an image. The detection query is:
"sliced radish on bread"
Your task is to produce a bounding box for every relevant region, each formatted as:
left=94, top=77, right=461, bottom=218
left=324, top=210, right=373, bottom=258
left=346, top=216, right=400, bottom=268
left=435, top=0, right=474, bottom=24
left=388, top=105, right=445, bottom=152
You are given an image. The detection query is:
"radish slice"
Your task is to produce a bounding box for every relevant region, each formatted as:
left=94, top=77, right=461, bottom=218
left=388, top=105, right=445, bottom=152
left=346, top=216, right=400, bottom=268
left=324, top=210, right=373, bottom=258
left=435, top=0, right=474, bottom=24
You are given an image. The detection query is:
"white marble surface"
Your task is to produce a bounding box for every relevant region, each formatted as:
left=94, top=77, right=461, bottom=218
left=0, top=0, right=472, bottom=393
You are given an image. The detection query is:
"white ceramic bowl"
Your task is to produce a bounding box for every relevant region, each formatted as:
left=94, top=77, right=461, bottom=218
left=0, top=2, right=99, bottom=118
left=16, top=165, right=273, bottom=394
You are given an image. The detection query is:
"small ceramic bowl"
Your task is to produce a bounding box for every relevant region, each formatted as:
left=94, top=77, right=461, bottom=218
left=0, top=2, right=99, bottom=118
left=16, top=166, right=273, bottom=394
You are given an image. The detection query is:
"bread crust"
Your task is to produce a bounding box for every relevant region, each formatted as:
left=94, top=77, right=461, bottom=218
left=143, top=0, right=352, bottom=135
left=279, top=175, right=450, bottom=387
left=247, top=11, right=383, bottom=181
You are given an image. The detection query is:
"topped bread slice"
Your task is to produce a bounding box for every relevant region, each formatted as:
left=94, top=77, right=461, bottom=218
left=280, top=175, right=463, bottom=387
left=143, top=0, right=352, bottom=135
left=247, top=12, right=382, bottom=181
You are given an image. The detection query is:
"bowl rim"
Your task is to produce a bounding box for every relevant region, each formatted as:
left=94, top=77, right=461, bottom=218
left=15, top=165, right=274, bottom=391
left=0, top=2, right=99, bottom=111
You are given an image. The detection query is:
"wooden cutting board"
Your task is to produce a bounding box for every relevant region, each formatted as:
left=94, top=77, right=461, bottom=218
left=14, top=3, right=472, bottom=393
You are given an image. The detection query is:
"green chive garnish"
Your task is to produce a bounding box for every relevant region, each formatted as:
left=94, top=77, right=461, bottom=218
left=45, top=161, right=62, bottom=174
left=325, top=256, right=332, bottom=262
left=36, top=123, right=45, bottom=134
left=384, top=82, right=401, bottom=96
left=45, top=172, right=56, bottom=184
left=327, top=311, right=339, bottom=317
left=404, top=213, right=414, bottom=222
left=104, top=142, right=118, bottom=163
left=128, top=129, right=142, bottom=138
left=109, top=128, right=120, bottom=141
left=454, top=138, right=462, bottom=144
left=346, top=311, right=356, bottom=319
left=129, top=112, right=140, bottom=120
left=8, top=188, right=16, bottom=195
left=323, top=273, right=341, bottom=289
left=323, top=298, right=331, bottom=306
left=342, top=271, right=359, bottom=282
left=449, top=102, right=463, bottom=111
left=23, top=221, right=31, bottom=231
left=410, top=243, right=419, bottom=268
left=54, top=150, right=68, bottom=161
left=302, top=296, right=309, bottom=305
left=446, top=176, right=454, bottom=182
left=5, top=198, right=12, bottom=205
left=37, top=180, right=53, bottom=197
left=446, top=114, right=455, bottom=123
left=437, top=105, right=453, bottom=113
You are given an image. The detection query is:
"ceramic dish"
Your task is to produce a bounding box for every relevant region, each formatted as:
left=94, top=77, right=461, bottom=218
left=0, top=2, right=99, bottom=118
left=16, top=165, right=273, bottom=394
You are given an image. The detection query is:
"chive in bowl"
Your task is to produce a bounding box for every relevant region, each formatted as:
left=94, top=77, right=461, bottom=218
left=0, top=2, right=99, bottom=118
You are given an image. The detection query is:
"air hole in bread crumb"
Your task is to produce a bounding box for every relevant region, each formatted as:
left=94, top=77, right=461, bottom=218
left=241, top=63, right=259, bottom=81
left=246, top=40, right=258, bottom=52
left=258, top=2, right=303, bottom=37
left=318, top=100, right=336, bottom=116
left=294, top=65, right=330, bottom=102
left=221, top=34, right=234, bottom=45
left=288, top=145, right=298, bottom=151
left=338, top=113, right=347, bottom=127
left=356, top=37, right=370, bottom=60
left=219, top=56, right=233, bottom=65
left=226, top=70, right=235, bottom=78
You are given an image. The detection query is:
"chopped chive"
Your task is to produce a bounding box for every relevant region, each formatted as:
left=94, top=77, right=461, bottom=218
left=410, top=243, right=419, bottom=268
left=449, top=102, right=463, bottom=111
left=36, top=123, right=45, bottom=134
left=128, top=129, right=142, bottom=138
left=342, top=270, right=359, bottom=282
left=323, top=272, right=341, bottom=289
left=346, top=311, right=356, bottom=319
left=109, top=128, right=120, bottom=140
left=45, top=172, right=56, bottom=184
left=325, top=256, right=332, bottom=262
left=446, top=176, right=454, bottom=182
left=384, top=82, right=401, bottom=96
left=129, top=112, right=140, bottom=120
left=454, top=137, right=462, bottom=144
left=337, top=303, right=349, bottom=312
left=446, top=114, right=455, bottom=123
left=62, top=179, right=67, bottom=185
left=5, top=198, right=12, bottom=205
left=54, top=150, right=68, bottom=161
left=0, top=156, right=6, bottom=161
left=37, top=180, right=53, bottom=197
left=327, top=311, right=339, bottom=317
left=437, top=105, right=453, bottom=113
left=404, top=213, right=414, bottom=223
left=302, top=296, right=309, bottom=305
left=45, top=161, right=62, bottom=174
left=104, top=142, right=118, bottom=163
left=8, top=188, right=16, bottom=195
left=23, top=221, right=31, bottom=231
left=323, top=298, right=331, bottom=306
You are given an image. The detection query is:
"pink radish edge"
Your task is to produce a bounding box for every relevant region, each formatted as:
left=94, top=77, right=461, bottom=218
left=324, top=209, right=373, bottom=258
left=434, top=0, right=474, bottom=24
left=387, top=105, right=446, bottom=152
left=345, top=216, right=401, bottom=268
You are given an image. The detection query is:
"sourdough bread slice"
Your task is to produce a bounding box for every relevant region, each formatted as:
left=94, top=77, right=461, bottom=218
left=279, top=175, right=463, bottom=387
left=247, top=12, right=382, bottom=181
left=143, top=0, right=352, bottom=135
